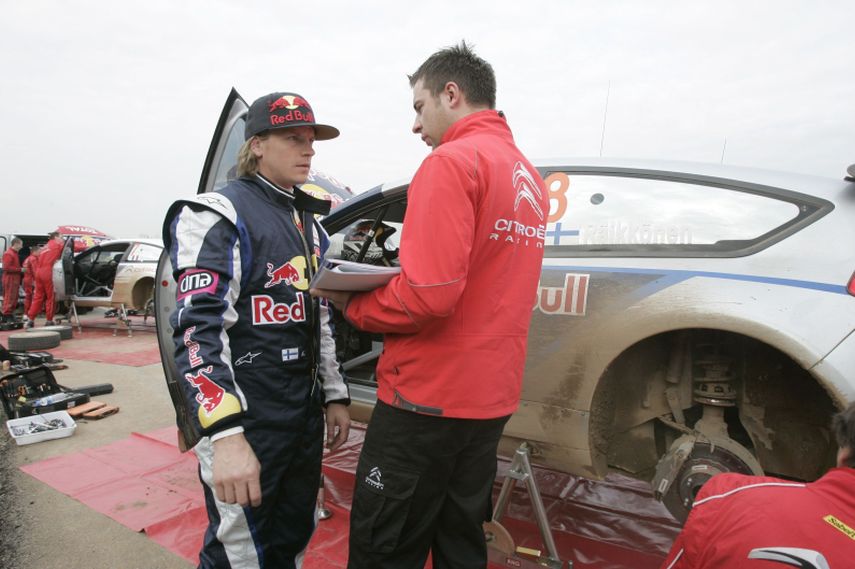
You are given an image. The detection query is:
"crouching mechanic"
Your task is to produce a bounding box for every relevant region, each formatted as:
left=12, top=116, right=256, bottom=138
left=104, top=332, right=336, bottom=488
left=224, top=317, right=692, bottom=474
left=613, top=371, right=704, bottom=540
left=661, top=402, right=855, bottom=569
left=163, top=91, right=351, bottom=569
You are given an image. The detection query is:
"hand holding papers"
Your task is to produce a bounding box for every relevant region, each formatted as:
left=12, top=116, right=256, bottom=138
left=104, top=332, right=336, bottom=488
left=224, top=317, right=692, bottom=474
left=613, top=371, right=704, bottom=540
left=309, top=258, right=400, bottom=292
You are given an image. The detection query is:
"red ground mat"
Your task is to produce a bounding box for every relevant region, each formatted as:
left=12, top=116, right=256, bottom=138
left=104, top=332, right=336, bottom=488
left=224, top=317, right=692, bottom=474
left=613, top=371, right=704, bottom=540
left=0, top=318, right=160, bottom=367
left=21, top=425, right=680, bottom=568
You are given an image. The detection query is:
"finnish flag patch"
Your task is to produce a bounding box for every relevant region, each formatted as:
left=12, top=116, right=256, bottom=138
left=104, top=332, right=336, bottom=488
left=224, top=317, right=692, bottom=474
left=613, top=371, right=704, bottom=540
left=282, top=347, right=301, bottom=362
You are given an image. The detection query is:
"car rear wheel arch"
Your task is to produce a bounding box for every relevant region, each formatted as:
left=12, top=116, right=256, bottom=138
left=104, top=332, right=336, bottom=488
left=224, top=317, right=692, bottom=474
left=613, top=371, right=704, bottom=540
left=131, top=278, right=155, bottom=311
left=589, top=328, right=839, bottom=488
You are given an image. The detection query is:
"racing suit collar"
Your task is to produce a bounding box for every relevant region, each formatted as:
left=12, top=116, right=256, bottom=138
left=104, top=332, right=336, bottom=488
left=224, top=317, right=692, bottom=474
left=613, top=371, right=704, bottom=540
left=439, top=109, right=511, bottom=147
left=251, top=173, right=331, bottom=216
left=255, top=173, right=296, bottom=200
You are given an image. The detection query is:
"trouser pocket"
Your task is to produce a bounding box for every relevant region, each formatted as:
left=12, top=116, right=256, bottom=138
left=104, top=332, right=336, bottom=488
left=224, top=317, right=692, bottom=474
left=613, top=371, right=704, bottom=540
left=350, top=461, right=420, bottom=553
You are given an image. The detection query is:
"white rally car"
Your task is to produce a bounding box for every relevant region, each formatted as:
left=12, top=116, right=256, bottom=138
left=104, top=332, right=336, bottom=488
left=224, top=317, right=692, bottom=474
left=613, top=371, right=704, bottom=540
left=156, top=89, right=855, bottom=521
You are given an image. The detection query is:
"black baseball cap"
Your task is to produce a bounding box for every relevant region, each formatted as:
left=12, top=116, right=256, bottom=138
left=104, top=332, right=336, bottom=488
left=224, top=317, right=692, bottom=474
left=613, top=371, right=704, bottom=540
left=244, top=92, right=340, bottom=141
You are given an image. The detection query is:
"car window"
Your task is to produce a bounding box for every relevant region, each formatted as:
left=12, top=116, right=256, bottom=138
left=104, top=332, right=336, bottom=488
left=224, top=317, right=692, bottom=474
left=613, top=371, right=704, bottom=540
left=542, top=172, right=808, bottom=257
left=74, top=247, right=98, bottom=272
left=324, top=200, right=407, bottom=388
left=212, top=118, right=246, bottom=192
left=328, top=218, right=402, bottom=267
left=95, top=249, right=123, bottom=264
left=126, top=243, right=163, bottom=263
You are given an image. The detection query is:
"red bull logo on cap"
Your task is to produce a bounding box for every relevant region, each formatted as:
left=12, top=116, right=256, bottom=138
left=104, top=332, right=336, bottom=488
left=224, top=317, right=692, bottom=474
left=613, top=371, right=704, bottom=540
left=268, top=95, right=315, bottom=127
left=268, top=95, right=311, bottom=112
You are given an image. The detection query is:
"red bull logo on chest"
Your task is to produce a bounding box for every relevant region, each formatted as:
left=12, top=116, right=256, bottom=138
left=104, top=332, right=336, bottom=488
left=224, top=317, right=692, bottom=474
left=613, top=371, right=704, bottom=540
left=265, top=261, right=301, bottom=288
left=265, top=256, right=310, bottom=290
left=252, top=293, right=306, bottom=325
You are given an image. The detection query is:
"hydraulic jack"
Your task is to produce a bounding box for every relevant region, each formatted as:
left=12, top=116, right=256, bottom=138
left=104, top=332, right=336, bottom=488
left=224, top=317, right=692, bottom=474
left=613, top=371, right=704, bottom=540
left=485, top=443, right=569, bottom=568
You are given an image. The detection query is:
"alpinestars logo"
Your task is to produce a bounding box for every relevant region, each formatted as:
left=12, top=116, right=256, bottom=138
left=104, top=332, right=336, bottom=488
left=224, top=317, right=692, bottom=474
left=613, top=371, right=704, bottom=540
left=512, top=161, right=544, bottom=221
left=235, top=351, right=261, bottom=366
left=198, top=195, right=223, bottom=206
left=365, top=467, right=384, bottom=490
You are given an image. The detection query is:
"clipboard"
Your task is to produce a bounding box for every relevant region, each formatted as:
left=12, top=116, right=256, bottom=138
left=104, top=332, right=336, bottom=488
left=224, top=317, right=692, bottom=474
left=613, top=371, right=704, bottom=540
left=309, top=258, right=400, bottom=291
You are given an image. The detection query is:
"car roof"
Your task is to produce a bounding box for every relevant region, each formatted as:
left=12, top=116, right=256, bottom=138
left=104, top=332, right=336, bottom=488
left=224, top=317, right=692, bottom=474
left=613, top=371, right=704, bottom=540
left=95, top=238, right=163, bottom=248
left=340, top=158, right=855, bottom=210
left=530, top=157, right=853, bottom=199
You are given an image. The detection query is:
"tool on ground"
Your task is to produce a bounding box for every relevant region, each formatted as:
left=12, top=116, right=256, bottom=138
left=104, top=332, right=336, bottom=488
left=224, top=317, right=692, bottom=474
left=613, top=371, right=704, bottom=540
left=74, top=383, right=114, bottom=396
left=486, top=442, right=568, bottom=569
left=67, top=401, right=107, bottom=418
left=82, top=404, right=119, bottom=420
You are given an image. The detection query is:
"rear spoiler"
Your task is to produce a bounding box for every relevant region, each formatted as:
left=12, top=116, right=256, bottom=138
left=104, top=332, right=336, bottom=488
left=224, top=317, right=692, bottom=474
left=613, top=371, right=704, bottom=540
left=846, top=164, right=855, bottom=182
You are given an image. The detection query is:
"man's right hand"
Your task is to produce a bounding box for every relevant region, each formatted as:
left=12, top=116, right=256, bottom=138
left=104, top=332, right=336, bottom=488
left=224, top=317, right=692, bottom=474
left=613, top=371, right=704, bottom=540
left=212, top=433, right=262, bottom=507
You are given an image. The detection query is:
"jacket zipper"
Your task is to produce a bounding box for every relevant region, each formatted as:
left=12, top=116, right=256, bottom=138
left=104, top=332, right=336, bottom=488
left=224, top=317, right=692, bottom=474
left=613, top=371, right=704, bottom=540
left=291, top=210, right=320, bottom=396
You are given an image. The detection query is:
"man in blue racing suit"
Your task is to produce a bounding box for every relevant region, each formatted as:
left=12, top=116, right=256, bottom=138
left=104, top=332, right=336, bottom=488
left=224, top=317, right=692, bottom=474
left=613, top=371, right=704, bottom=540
left=163, top=91, right=350, bottom=569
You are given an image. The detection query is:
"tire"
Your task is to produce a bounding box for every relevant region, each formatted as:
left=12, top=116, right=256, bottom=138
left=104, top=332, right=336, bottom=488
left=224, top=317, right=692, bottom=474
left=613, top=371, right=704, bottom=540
left=25, top=325, right=73, bottom=340
left=8, top=331, right=61, bottom=351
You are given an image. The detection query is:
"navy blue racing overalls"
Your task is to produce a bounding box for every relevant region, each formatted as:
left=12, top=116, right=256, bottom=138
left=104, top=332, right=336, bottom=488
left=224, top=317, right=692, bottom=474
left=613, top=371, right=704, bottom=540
left=164, top=173, right=349, bottom=569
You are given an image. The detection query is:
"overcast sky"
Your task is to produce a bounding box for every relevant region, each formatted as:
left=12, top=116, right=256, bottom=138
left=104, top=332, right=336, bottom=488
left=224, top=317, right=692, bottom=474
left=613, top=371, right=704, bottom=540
left=1, top=0, right=853, bottom=238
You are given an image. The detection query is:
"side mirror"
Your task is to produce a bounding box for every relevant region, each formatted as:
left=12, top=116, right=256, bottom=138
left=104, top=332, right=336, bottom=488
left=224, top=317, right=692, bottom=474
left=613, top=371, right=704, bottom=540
left=846, top=163, right=855, bottom=182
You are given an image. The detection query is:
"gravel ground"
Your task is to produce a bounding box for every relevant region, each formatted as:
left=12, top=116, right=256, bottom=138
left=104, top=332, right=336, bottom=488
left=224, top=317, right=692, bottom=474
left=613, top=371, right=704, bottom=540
left=0, top=433, right=33, bottom=568
left=1, top=352, right=192, bottom=569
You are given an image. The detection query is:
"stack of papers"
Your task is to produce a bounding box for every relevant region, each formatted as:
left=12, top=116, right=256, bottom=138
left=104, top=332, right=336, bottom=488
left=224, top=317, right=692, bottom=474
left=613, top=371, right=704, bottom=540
left=309, top=258, right=401, bottom=291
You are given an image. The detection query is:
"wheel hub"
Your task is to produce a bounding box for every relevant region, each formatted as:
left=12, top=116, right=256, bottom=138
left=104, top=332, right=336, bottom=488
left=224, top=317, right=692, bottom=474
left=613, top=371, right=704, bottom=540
left=654, top=435, right=763, bottom=522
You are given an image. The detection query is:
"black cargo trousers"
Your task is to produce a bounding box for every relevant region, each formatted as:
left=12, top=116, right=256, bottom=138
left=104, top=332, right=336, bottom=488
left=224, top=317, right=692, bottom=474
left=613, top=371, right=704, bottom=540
left=347, top=400, right=510, bottom=569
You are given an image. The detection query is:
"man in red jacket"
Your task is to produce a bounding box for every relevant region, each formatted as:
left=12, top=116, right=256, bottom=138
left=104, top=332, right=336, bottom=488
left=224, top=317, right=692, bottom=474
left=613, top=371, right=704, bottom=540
left=26, top=232, right=64, bottom=327
left=22, top=243, right=42, bottom=317
left=2, top=237, right=24, bottom=322
left=660, top=402, right=855, bottom=569
left=314, top=42, right=547, bottom=569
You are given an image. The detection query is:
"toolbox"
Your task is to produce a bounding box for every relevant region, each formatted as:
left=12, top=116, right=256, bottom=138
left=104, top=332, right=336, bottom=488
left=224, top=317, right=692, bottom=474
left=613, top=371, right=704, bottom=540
left=6, top=410, right=77, bottom=445
left=10, top=351, right=56, bottom=367
left=1, top=342, right=55, bottom=367
left=0, top=365, right=90, bottom=419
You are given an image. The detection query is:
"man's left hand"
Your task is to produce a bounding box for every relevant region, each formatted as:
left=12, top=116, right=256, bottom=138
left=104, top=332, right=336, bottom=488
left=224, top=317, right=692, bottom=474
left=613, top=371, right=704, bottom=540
left=310, top=288, right=353, bottom=310
left=324, top=403, right=351, bottom=451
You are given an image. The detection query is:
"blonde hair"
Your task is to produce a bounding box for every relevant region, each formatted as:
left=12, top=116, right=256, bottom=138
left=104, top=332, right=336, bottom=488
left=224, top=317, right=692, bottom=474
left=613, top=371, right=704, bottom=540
left=236, top=133, right=269, bottom=177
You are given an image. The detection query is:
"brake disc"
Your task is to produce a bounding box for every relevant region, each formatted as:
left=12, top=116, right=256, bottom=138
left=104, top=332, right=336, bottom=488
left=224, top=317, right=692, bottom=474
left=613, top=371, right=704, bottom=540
left=654, top=435, right=763, bottom=522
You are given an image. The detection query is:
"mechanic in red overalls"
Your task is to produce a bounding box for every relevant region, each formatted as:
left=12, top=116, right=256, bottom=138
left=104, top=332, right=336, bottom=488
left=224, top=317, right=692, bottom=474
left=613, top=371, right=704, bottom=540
left=661, top=402, right=855, bottom=569
left=1, top=237, right=24, bottom=322
left=26, top=232, right=64, bottom=327
left=21, top=243, right=41, bottom=318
